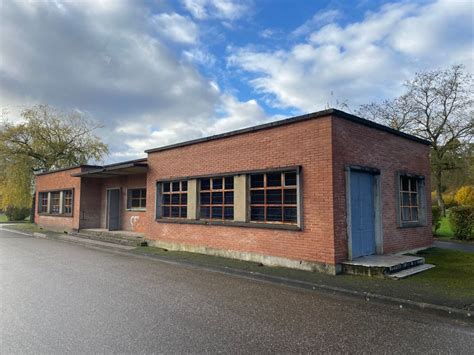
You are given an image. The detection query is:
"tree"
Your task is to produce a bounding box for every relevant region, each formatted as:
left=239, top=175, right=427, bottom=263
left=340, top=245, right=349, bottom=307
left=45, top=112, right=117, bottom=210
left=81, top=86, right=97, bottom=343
left=0, top=104, right=109, bottom=214
left=358, top=65, right=473, bottom=215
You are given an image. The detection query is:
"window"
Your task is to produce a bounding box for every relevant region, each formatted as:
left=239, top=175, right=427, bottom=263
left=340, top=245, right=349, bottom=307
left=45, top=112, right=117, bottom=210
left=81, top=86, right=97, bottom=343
left=50, top=192, right=61, bottom=214
left=161, top=181, right=187, bottom=218
left=39, top=192, right=48, bottom=213
left=63, top=190, right=73, bottom=215
left=399, top=175, right=421, bottom=223
left=200, top=177, right=234, bottom=221
left=249, top=171, right=298, bottom=224
left=127, top=188, right=146, bottom=210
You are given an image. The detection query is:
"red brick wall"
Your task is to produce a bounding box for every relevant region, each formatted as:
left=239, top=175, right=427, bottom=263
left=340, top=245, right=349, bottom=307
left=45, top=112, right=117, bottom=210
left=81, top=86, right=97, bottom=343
left=145, top=116, right=337, bottom=265
left=35, top=167, right=83, bottom=231
left=331, top=116, right=432, bottom=263
left=99, top=174, right=147, bottom=233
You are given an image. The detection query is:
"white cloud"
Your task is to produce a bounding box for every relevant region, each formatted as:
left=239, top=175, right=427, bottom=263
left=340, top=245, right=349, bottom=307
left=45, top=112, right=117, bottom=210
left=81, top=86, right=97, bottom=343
left=152, top=12, right=198, bottom=44
left=181, top=0, right=250, bottom=21
left=0, top=0, right=267, bottom=162
left=292, top=9, right=341, bottom=37
left=228, top=0, right=473, bottom=112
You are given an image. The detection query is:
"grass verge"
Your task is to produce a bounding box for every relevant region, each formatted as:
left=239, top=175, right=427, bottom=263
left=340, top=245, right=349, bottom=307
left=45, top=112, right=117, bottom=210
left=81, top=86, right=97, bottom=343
left=3, top=223, right=45, bottom=233
left=134, top=246, right=474, bottom=311
left=435, top=216, right=454, bottom=239
left=0, top=213, right=7, bottom=223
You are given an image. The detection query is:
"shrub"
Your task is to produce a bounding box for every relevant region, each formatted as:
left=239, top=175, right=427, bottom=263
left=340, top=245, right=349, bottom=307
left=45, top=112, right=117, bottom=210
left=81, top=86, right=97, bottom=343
left=454, top=185, right=474, bottom=206
left=432, top=205, right=442, bottom=232
left=448, top=206, right=474, bottom=240
left=4, top=206, right=30, bottom=221
left=442, top=192, right=458, bottom=209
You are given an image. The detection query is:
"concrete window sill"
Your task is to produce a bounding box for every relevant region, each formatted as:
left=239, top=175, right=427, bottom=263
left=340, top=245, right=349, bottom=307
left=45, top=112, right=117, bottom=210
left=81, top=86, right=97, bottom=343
left=155, top=218, right=302, bottom=231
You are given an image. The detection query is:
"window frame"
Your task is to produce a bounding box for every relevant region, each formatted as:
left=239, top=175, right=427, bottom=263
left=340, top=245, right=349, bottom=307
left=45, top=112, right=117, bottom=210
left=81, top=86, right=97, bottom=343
left=199, top=176, right=234, bottom=221
left=248, top=170, right=300, bottom=225
left=397, top=172, right=427, bottom=227
left=126, top=187, right=147, bottom=211
left=157, top=180, right=188, bottom=219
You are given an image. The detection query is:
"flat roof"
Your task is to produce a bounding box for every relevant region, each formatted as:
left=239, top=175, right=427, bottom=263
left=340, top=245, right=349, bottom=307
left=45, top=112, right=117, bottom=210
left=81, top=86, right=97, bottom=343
left=71, top=162, right=148, bottom=178
left=145, top=108, right=430, bottom=154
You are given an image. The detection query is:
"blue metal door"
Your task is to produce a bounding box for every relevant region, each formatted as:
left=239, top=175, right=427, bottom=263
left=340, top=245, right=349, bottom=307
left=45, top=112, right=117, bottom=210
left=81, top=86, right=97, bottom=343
left=350, top=171, right=376, bottom=258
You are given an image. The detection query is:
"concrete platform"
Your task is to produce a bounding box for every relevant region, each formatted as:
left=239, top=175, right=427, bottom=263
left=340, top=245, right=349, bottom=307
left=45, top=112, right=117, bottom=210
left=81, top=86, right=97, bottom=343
left=75, top=228, right=146, bottom=247
left=342, top=255, right=426, bottom=278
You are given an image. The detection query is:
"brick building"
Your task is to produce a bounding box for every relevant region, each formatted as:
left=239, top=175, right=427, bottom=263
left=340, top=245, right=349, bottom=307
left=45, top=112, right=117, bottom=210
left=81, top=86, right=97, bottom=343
left=34, top=109, right=432, bottom=274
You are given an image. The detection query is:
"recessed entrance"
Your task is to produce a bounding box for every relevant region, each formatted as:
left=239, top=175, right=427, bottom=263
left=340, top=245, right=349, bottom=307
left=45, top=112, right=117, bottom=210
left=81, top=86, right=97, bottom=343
left=106, top=188, right=121, bottom=231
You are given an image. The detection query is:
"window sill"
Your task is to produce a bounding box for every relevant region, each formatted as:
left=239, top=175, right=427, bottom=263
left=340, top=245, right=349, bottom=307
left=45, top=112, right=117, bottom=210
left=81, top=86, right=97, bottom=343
left=155, top=218, right=302, bottom=231
left=38, top=213, right=73, bottom=218
left=126, top=209, right=147, bottom=212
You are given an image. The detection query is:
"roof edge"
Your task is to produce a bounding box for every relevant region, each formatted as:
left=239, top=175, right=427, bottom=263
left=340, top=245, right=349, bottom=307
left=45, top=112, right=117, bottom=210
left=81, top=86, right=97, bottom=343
left=145, top=108, right=430, bottom=154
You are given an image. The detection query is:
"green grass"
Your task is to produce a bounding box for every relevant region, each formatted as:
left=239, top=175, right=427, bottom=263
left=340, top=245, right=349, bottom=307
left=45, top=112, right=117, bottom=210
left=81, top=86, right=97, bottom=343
left=134, top=246, right=474, bottom=310
left=3, top=223, right=45, bottom=233
left=0, top=213, right=7, bottom=223
left=435, top=216, right=454, bottom=239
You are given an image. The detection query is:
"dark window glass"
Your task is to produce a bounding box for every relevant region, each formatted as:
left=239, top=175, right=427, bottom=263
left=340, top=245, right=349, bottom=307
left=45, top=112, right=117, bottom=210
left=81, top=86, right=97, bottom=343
left=63, top=190, right=73, bottom=215
left=250, top=190, right=264, bottom=204
left=200, top=206, right=210, bottom=219
left=201, top=179, right=211, bottom=190
left=224, top=207, right=233, bottom=220
left=211, top=192, right=223, bottom=204
left=180, top=207, right=187, bottom=218
left=171, top=206, right=180, bottom=217
left=284, top=172, right=297, bottom=186
left=251, top=207, right=265, bottom=221
left=162, top=194, right=170, bottom=204
left=181, top=194, right=187, bottom=204
left=250, top=174, right=264, bottom=188
left=171, top=194, right=180, bottom=204
left=283, top=207, right=297, bottom=223
left=212, top=206, right=222, bottom=219
left=267, top=207, right=282, bottom=221
left=163, top=182, right=170, bottom=192
left=266, top=189, right=282, bottom=204
left=267, top=173, right=281, bottom=187
left=224, top=191, right=234, bottom=205
left=50, top=192, right=60, bottom=214
left=128, top=188, right=146, bottom=209
left=284, top=189, right=297, bottom=204
left=225, top=177, right=234, bottom=189
left=181, top=181, right=187, bottom=191
left=200, top=192, right=210, bottom=204
left=172, top=181, right=180, bottom=192
left=399, top=175, right=421, bottom=223
left=212, top=178, right=223, bottom=190
left=162, top=207, right=170, bottom=217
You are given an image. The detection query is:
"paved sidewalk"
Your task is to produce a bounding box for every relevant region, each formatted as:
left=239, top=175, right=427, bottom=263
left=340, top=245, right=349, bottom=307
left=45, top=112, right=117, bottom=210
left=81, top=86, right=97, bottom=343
left=434, top=240, right=474, bottom=253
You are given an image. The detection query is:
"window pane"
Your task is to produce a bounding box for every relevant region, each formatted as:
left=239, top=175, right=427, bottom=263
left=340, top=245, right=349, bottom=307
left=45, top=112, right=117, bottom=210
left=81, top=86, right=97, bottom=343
left=171, top=194, right=180, bottom=204
left=201, top=179, right=211, bottom=191
left=171, top=206, right=180, bottom=217
left=163, top=182, right=170, bottom=192
left=212, top=178, right=223, bottom=190
left=180, top=207, right=187, bottom=218
left=200, top=206, right=210, bottom=219
left=181, top=181, right=187, bottom=191
left=162, top=194, right=170, bottom=204
left=131, top=189, right=141, bottom=198
left=224, top=191, right=234, bottom=205
left=212, top=206, right=222, bottom=219
left=251, top=174, right=264, bottom=188
left=402, top=192, right=410, bottom=206
left=172, top=182, right=180, bottom=192
left=250, top=190, right=264, bottom=204
left=411, top=179, right=418, bottom=192
left=267, top=207, right=282, bottom=221
left=200, top=192, right=210, bottom=204
left=411, top=207, right=418, bottom=221
left=131, top=199, right=140, bottom=208
left=410, top=193, right=418, bottom=206
left=401, top=177, right=409, bottom=191
left=284, top=207, right=297, bottom=223
left=284, top=189, right=297, bottom=204
left=401, top=207, right=410, bottom=221
left=181, top=193, right=187, bottom=205
left=224, top=207, right=233, bottom=220
left=141, top=199, right=146, bottom=208
left=211, top=192, right=223, bottom=204
left=162, top=206, right=170, bottom=217
left=251, top=207, right=264, bottom=221
left=284, top=172, right=297, bottom=186
left=267, top=173, right=281, bottom=187
left=225, top=177, right=234, bottom=189
left=266, top=189, right=282, bottom=204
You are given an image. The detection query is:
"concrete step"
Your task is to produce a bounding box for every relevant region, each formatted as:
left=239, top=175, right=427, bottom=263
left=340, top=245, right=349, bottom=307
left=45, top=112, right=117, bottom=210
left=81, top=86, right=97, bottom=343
left=74, top=230, right=146, bottom=247
left=342, top=255, right=425, bottom=277
left=387, top=264, right=436, bottom=280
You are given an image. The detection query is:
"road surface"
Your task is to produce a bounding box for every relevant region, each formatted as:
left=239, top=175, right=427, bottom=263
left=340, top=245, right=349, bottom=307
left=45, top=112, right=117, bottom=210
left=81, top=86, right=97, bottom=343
left=1, top=228, right=473, bottom=353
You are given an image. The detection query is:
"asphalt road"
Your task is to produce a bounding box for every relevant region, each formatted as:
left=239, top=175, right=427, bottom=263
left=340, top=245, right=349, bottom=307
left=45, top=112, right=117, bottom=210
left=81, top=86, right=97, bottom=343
left=1, top=228, right=473, bottom=354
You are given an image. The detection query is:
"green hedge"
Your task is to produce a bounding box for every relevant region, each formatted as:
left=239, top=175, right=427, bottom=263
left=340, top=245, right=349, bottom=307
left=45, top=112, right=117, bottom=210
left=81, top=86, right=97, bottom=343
left=448, top=206, right=474, bottom=240
left=4, top=206, right=30, bottom=221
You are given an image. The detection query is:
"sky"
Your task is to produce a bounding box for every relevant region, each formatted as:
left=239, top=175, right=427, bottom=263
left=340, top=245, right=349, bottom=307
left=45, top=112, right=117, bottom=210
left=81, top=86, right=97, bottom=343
left=1, top=0, right=472, bottom=163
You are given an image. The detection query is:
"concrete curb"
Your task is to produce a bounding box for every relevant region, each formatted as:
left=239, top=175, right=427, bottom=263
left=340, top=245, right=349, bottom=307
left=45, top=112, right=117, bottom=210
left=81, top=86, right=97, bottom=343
left=3, top=226, right=472, bottom=322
